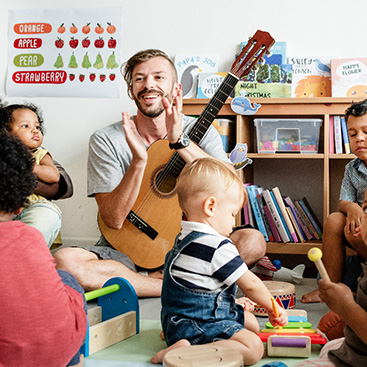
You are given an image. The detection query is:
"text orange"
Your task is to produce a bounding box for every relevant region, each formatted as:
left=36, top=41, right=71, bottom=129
left=14, top=23, right=52, bottom=34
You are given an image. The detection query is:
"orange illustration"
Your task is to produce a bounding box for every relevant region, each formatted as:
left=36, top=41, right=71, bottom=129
left=107, top=22, right=116, bottom=34
left=95, top=23, right=104, bottom=34
left=82, top=23, right=91, bottom=34
left=70, top=23, right=78, bottom=34
left=57, top=23, right=65, bottom=34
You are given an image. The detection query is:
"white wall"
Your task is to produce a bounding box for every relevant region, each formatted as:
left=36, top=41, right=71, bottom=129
left=1, top=0, right=366, bottom=245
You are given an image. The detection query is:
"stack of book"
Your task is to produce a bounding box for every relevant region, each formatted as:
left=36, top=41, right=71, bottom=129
left=329, top=115, right=351, bottom=154
left=244, top=184, right=323, bottom=243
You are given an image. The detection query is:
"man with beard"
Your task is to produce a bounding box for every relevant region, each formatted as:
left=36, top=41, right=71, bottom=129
left=54, top=49, right=265, bottom=297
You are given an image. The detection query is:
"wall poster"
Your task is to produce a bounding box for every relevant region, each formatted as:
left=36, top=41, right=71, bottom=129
left=7, top=7, right=122, bottom=98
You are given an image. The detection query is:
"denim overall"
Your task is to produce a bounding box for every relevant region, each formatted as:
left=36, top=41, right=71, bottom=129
left=161, top=231, right=245, bottom=346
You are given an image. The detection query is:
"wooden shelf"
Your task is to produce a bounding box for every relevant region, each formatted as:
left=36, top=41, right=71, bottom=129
left=183, top=97, right=360, bottom=259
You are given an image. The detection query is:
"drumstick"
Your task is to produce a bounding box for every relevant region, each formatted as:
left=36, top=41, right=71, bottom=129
left=307, top=247, right=331, bottom=282
left=270, top=297, right=282, bottom=329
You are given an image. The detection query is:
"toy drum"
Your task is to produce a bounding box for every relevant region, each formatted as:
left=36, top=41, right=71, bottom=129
left=253, top=281, right=296, bottom=316
left=163, top=345, right=243, bottom=367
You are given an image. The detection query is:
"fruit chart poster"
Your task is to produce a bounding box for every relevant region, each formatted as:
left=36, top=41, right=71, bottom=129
left=7, top=7, right=122, bottom=98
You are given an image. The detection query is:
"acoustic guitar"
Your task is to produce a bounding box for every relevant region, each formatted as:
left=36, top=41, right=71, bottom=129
left=98, top=30, right=275, bottom=269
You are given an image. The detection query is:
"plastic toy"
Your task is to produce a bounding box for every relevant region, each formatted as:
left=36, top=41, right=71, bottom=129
left=231, top=91, right=261, bottom=115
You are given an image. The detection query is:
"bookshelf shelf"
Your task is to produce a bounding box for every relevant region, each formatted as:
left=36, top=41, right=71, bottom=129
left=183, top=97, right=361, bottom=257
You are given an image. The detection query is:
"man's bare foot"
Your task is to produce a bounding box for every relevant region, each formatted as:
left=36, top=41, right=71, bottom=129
left=301, top=288, right=321, bottom=303
left=151, top=339, right=190, bottom=364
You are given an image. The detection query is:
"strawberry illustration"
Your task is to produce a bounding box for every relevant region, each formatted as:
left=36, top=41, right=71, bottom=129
left=82, top=37, right=90, bottom=48
left=69, top=37, right=79, bottom=49
left=109, top=73, right=116, bottom=81
left=94, top=37, right=104, bottom=48
left=108, top=37, right=116, bottom=49
left=79, top=74, right=85, bottom=82
left=69, top=73, right=75, bottom=81
left=55, top=38, right=64, bottom=48
left=100, top=74, right=106, bottom=82
left=89, top=73, right=96, bottom=82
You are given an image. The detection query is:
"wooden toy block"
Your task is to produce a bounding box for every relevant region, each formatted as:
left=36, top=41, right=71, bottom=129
left=87, top=306, right=102, bottom=326
left=88, top=310, right=136, bottom=355
left=267, top=335, right=311, bottom=358
left=261, top=328, right=317, bottom=334
left=81, top=277, right=140, bottom=357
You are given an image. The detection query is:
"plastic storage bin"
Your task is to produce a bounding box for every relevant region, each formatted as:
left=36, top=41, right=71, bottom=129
left=254, top=118, right=322, bottom=154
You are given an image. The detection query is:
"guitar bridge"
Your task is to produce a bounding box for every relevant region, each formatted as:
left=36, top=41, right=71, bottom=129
left=126, top=211, right=158, bottom=240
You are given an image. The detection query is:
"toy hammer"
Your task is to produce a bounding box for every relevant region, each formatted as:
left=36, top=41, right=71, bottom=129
left=307, top=247, right=331, bottom=282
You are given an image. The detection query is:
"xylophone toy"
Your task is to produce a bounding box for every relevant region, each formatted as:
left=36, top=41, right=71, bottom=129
left=80, top=277, right=140, bottom=357
left=258, top=309, right=327, bottom=358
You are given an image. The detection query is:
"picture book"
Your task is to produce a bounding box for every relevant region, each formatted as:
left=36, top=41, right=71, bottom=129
left=330, top=57, right=367, bottom=97
left=256, top=187, right=274, bottom=242
left=263, top=205, right=282, bottom=242
left=174, top=54, right=219, bottom=98
left=299, top=197, right=323, bottom=239
left=334, top=115, right=343, bottom=154
left=329, top=116, right=335, bottom=154
left=262, top=189, right=290, bottom=243
left=287, top=56, right=332, bottom=98
left=197, top=72, right=227, bottom=99
left=272, top=187, right=298, bottom=243
left=246, top=185, right=269, bottom=241
left=212, top=118, right=235, bottom=153
left=283, top=196, right=306, bottom=242
left=340, top=116, right=351, bottom=154
left=235, top=64, right=292, bottom=98
left=284, top=196, right=314, bottom=241
left=294, top=200, right=319, bottom=240
left=240, top=41, right=287, bottom=65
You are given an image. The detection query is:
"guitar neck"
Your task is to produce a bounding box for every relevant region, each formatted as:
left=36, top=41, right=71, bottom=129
left=187, top=72, right=239, bottom=144
left=169, top=72, right=239, bottom=179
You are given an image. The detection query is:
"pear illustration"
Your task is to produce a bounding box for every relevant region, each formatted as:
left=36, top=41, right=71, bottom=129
left=93, top=53, right=104, bottom=69
left=54, top=54, right=64, bottom=69
left=82, top=53, right=92, bottom=69
left=106, top=52, right=118, bottom=69
left=68, top=53, right=78, bottom=68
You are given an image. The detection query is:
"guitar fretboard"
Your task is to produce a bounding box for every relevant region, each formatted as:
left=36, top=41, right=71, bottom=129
left=167, top=72, right=240, bottom=178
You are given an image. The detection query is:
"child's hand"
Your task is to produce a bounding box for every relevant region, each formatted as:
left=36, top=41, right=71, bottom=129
left=268, top=306, right=288, bottom=328
left=235, top=296, right=255, bottom=311
left=319, top=279, right=355, bottom=316
left=346, top=204, right=363, bottom=234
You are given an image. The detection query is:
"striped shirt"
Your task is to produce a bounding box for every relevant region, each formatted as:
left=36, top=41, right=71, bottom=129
left=171, top=221, right=248, bottom=292
left=340, top=158, right=367, bottom=206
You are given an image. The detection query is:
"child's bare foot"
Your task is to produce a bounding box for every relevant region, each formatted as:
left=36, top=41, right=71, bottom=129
left=151, top=339, right=190, bottom=364
left=301, top=289, right=321, bottom=303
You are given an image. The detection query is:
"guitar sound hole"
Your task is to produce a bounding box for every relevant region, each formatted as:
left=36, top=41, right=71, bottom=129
left=154, top=169, right=177, bottom=196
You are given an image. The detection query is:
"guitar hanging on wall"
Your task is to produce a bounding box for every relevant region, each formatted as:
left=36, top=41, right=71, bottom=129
left=98, top=30, right=275, bottom=269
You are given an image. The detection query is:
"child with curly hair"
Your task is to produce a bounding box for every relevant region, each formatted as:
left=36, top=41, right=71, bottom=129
left=0, top=101, right=62, bottom=247
left=0, top=132, right=87, bottom=366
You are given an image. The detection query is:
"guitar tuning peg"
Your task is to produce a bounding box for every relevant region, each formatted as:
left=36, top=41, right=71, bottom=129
left=259, top=57, right=266, bottom=66
left=252, top=64, right=258, bottom=72
left=265, top=50, right=272, bottom=57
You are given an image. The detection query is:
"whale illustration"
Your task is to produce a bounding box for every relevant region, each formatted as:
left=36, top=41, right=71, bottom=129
left=231, top=95, right=261, bottom=115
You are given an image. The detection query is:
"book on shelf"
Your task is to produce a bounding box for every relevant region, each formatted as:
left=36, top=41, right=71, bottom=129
left=174, top=54, right=219, bottom=98
left=272, top=187, right=298, bottom=243
left=243, top=183, right=254, bottom=226
left=197, top=72, right=228, bottom=99
left=262, top=189, right=290, bottom=243
left=286, top=206, right=306, bottom=243
left=263, top=205, right=282, bottom=242
left=283, top=196, right=307, bottom=242
left=334, top=115, right=343, bottom=154
left=284, top=196, right=315, bottom=241
left=299, top=197, right=323, bottom=239
left=256, top=187, right=275, bottom=242
left=329, top=115, right=335, bottom=154
left=246, top=185, right=269, bottom=241
left=287, top=56, right=332, bottom=98
left=294, top=200, right=319, bottom=240
left=330, top=57, right=367, bottom=97
left=340, top=116, right=351, bottom=154
left=234, top=66, right=293, bottom=98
